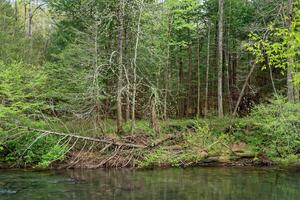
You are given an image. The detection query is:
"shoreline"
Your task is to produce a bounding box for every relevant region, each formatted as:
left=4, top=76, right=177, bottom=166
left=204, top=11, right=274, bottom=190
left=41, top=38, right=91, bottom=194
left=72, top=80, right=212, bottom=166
left=2, top=155, right=299, bottom=171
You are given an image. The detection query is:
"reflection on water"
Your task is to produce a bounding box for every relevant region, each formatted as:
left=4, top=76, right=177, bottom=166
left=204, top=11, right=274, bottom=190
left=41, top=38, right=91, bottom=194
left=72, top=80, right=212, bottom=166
left=0, top=167, right=300, bottom=200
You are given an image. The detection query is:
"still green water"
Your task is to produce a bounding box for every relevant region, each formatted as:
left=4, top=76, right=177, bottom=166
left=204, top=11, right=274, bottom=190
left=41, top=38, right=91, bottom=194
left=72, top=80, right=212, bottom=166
left=0, top=167, right=299, bottom=200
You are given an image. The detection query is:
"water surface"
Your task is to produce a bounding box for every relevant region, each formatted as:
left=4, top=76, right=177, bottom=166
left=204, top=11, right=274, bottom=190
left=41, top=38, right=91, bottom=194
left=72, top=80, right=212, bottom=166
left=0, top=167, right=299, bottom=200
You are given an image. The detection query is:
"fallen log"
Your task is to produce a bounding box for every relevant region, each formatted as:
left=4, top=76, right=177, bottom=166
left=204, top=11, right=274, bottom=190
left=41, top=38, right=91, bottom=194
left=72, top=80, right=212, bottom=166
left=149, top=134, right=176, bottom=148
left=20, top=126, right=147, bottom=149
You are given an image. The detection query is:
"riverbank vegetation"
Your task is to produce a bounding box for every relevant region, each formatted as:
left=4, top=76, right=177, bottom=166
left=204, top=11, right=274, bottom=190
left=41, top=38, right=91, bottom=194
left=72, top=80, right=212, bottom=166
left=0, top=0, right=300, bottom=169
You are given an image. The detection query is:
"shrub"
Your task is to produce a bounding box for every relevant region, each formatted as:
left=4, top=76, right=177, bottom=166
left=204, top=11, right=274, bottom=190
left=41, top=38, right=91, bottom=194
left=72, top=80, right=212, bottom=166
left=0, top=127, right=67, bottom=167
left=234, top=97, right=300, bottom=160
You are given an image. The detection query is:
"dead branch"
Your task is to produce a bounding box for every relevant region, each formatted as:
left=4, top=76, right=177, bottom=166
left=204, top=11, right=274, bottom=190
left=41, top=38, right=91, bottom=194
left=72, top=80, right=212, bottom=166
left=149, top=134, right=176, bottom=148
left=20, top=126, right=147, bottom=149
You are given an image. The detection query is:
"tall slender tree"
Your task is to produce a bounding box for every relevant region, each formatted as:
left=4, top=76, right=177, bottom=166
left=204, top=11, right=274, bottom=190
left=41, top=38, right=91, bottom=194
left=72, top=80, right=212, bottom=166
left=204, top=23, right=210, bottom=117
left=117, top=0, right=125, bottom=133
left=287, top=0, right=295, bottom=103
left=217, top=0, right=224, bottom=117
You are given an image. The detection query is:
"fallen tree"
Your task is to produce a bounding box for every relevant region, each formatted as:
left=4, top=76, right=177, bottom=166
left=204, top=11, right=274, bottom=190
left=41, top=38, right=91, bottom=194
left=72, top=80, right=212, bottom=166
left=3, top=125, right=184, bottom=169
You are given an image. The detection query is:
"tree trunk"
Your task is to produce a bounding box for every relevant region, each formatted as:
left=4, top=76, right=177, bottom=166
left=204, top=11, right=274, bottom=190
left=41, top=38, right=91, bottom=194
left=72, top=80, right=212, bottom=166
left=124, top=20, right=131, bottom=123
left=269, top=64, right=278, bottom=96
left=15, top=0, right=18, bottom=21
left=24, top=2, right=27, bottom=31
left=187, top=44, right=193, bottom=116
left=295, top=84, right=299, bottom=102
left=196, top=37, right=201, bottom=118
left=28, top=0, right=32, bottom=37
left=163, top=16, right=171, bottom=120
left=92, top=20, right=101, bottom=128
left=150, top=92, right=160, bottom=134
left=117, top=0, right=125, bottom=134
left=226, top=50, right=232, bottom=114
left=287, top=0, right=295, bottom=103
left=178, top=47, right=184, bottom=117
left=217, top=0, right=224, bottom=117
left=204, top=24, right=210, bottom=118
left=233, top=63, right=256, bottom=116
left=131, top=2, right=143, bottom=133
left=226, top=26, right=232, bottom=114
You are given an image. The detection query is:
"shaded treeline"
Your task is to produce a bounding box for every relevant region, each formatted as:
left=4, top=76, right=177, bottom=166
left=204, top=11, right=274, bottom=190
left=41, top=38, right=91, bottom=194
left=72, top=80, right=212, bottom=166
left=0, top=0, right=299, bottom=133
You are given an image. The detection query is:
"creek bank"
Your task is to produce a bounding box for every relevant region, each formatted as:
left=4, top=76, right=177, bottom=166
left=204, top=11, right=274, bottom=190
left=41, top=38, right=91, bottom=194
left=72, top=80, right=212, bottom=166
left=2, top=100, right=300, bottom=170
left=1, top=140, right=299, bottom=170
left=1, top=125, right=298, bottom=170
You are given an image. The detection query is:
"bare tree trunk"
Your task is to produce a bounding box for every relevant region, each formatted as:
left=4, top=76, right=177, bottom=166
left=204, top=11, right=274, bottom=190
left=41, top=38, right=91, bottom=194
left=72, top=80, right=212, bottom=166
left=196, top=37, right=201, bottom=118
left=233, top=63, right=256, bottom=116
left=295, top=84, right=299, bottom=102
left=15, top=0, right=18, bottom=21
left=217, top=0, right=224, bottom=117
left=92, top=19, right=103, bottom=130
left=226, top=6, right=233, bottom=115
left=269, top=65, right=278, bottom=96
left=178, top=47, right=184, bottom=117
left=150, top=92, right=160, bottom=134
left=187, top=44, right=193, bottom=116
left=125, top=92, right=130, bottom=122
left=287, top=0, right=295, bottom=103
left=124, top=20, right=130, bottom=123
left=131, top=2, right=143, bottom=133
left=117, top=0, right=125, bottom=134
left=204, top=24, right=210, bottom=118
left=163, top=17, right=171, bottom=120
left=226, top=51, right=232, bottom=114
left=24, top=1, right=27, bottom=31
left=28, top=0, right=32, bottom=37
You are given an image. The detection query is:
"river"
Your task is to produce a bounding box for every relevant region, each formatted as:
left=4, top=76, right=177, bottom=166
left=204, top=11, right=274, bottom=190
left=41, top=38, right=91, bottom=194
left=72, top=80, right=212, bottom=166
left=0, top=167, right=299, bottom=200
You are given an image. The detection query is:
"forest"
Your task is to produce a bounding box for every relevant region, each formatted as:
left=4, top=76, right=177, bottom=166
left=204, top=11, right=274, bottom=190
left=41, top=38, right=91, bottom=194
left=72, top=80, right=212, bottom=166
left=0, top=0, right=300, bottom=169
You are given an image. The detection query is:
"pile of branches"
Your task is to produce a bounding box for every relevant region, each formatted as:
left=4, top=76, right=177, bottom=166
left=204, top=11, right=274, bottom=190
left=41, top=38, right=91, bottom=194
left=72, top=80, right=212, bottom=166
left=12, top=126, right=181, bottom=169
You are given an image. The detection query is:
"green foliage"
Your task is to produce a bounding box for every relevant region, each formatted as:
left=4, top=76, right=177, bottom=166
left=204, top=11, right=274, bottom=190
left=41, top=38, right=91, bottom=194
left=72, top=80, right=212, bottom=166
left=0, top=61, right=47, bottom=121
left=139, top=121, right=233, bottom=168
left=38, top=144, right=67, bottom=168
left=1, top=0, right=300, bottom=169
left=234, top=97, right=300, bottom=160
left=0, top=128, right=66, bottom=167
left=245, top=1, right=300, bottom=84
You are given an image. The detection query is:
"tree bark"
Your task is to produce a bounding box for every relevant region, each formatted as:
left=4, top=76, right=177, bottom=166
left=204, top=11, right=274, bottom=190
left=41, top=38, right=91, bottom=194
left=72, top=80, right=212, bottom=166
left=196, top=37, right=201, bottom=117
left=295, top=84, right=299, bottom=102
left=117, top=0, right=125, bottom=133
left=150, top=92, right=160, bottom=134
left=15, top=0, right=18, bottom=21
left=28, top=0, right=32, bottom=37
left=269, top=64, right=278, bottom=96
left=123, top=19, right=130, bottom=123
left=204, top=24, right=210, bottom=118
left=217, top=0, right=224, bottom=117
left=287, top=0, right=295, bottom=103
left=225, top=29, right=232, bottom=114
left=178, top=47, right=184, bottom=117
left=226, top=50, right=232, bottom=114
left=187, top=44, right=193, bottom=116
left=131, top=2, right=143, bottom=133
left=163, top=16, right=171, bottom=120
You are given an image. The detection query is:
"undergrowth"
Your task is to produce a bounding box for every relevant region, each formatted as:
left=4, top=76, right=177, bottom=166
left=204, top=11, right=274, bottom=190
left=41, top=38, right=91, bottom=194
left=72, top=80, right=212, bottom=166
left=1, top=97, right=299, bottom=168
left=232, top=97, right=300, bottom=163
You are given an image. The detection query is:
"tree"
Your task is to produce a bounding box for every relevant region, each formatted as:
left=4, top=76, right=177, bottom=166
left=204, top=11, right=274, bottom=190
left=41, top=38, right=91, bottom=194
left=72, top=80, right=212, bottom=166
left=217, top=0, right=224, bottom=117
left=117, top=0, right=125, bottom=134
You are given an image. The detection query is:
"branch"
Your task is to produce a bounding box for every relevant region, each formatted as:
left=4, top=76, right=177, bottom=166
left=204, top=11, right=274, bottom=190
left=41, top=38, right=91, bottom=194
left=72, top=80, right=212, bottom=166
left=20, top=126, right=147, bottom=149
